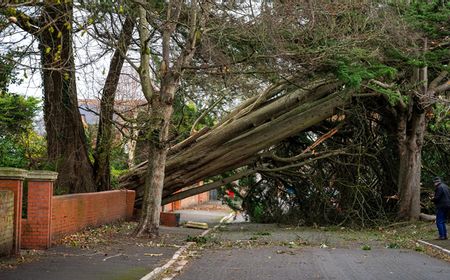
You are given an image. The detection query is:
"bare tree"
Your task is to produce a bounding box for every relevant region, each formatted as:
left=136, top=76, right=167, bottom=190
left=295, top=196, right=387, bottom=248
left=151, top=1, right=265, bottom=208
left=132, top=0, right=209, bottom=236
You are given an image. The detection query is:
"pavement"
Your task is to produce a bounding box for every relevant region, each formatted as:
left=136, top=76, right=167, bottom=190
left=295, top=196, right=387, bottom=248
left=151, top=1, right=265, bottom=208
left=0, top=202, right=231, bottom=280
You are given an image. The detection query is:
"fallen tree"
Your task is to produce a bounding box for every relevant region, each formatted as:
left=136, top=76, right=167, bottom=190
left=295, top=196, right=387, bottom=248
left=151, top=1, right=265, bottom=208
left=119, top=78, right=352, bottom=206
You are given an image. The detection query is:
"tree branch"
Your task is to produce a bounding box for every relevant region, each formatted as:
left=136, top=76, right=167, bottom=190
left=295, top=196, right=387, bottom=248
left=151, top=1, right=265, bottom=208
left=1, top=6, right=41, bottom=34
left=429, top=71, right=448, bottom=90
left=258, top=150, right=346, bottom=172
left=433, top=80, right=450, bottom=94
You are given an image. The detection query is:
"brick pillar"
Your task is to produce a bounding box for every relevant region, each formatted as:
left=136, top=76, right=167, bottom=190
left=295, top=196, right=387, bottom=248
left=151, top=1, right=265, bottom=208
left=125, top=190, right=136, bottom=221
left=0, top=168, right=27, bottom=255
left=22, top=171, right=58, bottom=249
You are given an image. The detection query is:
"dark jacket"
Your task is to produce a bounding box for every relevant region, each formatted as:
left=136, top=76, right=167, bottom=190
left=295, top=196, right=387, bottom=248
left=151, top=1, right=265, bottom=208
left=432, top=182, right=450, bottom=209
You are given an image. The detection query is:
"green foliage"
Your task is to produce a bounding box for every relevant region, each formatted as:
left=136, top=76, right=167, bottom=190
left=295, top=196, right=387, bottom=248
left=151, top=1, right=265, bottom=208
left=405, top=0, right=450, bottom=39
left=421, top=102, right=450, bottom=213
left=366, top=83, right=408, bottom=106
left=0, top=136, right=27, bottom=167
left=186, top=235, right=209, bottom=244
left=429, top=107, right=450, bottom=132
left=0, top=92, right=40, bottom=136
left=110, top=144, right=129, bottom=170
left=253, top=231, right=271, bottom=236
left=0, top=55, right=16, bottom=91
left=0, top=124, right=46, bottom=169
left=334, top=57, right=397, bottom=88
left=111, top=168, right=127, bottom=189
left=172, top=95, right=216, bottom=141
left=401, top=1, right=450, bottom=71
left=0, top=54, right=45, bottom=169
left=247, top=203, right=265, bottom=223
left=386, top=242, right=400, bottom=249
left=0, top=91, right=45, bottom=169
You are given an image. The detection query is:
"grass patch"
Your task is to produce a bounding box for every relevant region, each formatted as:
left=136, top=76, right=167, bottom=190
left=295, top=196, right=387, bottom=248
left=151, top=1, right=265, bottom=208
left=253, top=231, right=271, bottom=236
left=386, top=242, right=400, bottom=249
left=186, top=235, right=209, bottom=244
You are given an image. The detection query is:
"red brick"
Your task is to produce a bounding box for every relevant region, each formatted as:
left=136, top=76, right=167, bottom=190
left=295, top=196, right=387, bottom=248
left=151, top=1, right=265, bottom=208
left=160, top=212, right=180, bottom=227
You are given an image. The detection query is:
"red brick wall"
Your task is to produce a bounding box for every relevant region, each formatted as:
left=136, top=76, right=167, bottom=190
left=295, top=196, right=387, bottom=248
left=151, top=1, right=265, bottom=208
left=162, top=190, right=211, bottom=212
left=178, top=191, right=210, bottom=209
left=163, top=202, right=174, bottom=212
left=21, top=181, right=53, bottom=249
left=198, top=192, right=209, bottom=204
left=180, top=195, right=198, bottom=209
left=51, top=190, right=135, bottom=241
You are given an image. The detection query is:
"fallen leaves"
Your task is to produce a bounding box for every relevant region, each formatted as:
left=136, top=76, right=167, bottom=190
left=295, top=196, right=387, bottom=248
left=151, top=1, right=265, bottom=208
left=59, top=222, right=136, bottom=249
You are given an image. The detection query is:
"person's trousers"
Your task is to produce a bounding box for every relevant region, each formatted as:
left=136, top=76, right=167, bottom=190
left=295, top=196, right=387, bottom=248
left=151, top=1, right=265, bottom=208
left=436, top=207, right=449, bottom=238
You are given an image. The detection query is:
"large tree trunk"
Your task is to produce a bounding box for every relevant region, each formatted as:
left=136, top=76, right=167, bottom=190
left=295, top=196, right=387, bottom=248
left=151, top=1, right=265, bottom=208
left=397, top=62, right=429, bottom=221
left=133, top=3, right=181, bottom=236
left=134, top=88, right=175, bottom=236
left=93, top=17, right=135, bottom=191
left=120, top=81, right=350, bottom=206
left=40, top=3, right=96, bottom=193
left=397, top=110, right=426, bottom=220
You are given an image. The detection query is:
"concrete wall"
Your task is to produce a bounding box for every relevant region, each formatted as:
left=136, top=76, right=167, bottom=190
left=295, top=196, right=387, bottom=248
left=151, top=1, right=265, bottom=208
left=0, top=191, right=14, bottom=257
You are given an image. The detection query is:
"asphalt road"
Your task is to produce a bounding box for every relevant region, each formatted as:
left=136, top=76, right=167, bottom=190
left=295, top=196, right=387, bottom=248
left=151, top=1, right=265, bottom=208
left=175, top=246, right=450, bottom=280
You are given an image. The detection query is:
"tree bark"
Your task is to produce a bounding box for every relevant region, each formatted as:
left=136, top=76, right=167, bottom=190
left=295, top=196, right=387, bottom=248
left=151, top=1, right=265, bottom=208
left=397, top=110, right=426, bottom=220
left=40, top=3, right=96, bottom=193
left=397, top=52, right=429, bottom=221
left=93, top=17, right=135, bottom=191
left=134, top=90, right=174, bottom=236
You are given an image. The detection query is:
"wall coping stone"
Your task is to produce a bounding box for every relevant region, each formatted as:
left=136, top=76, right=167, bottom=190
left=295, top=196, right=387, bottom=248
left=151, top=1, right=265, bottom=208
left=0, top=168, right=28, bottom=180
left=27, top=170, right=58, bottom=182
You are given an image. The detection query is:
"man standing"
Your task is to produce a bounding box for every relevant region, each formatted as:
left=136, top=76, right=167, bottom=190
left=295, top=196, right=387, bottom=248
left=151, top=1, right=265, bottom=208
left=431, top=177, right=450, bottom=240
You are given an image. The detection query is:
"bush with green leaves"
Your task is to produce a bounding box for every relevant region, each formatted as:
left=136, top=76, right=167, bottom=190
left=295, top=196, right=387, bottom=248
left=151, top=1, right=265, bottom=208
left=0, top=90, right=44, bottom=169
